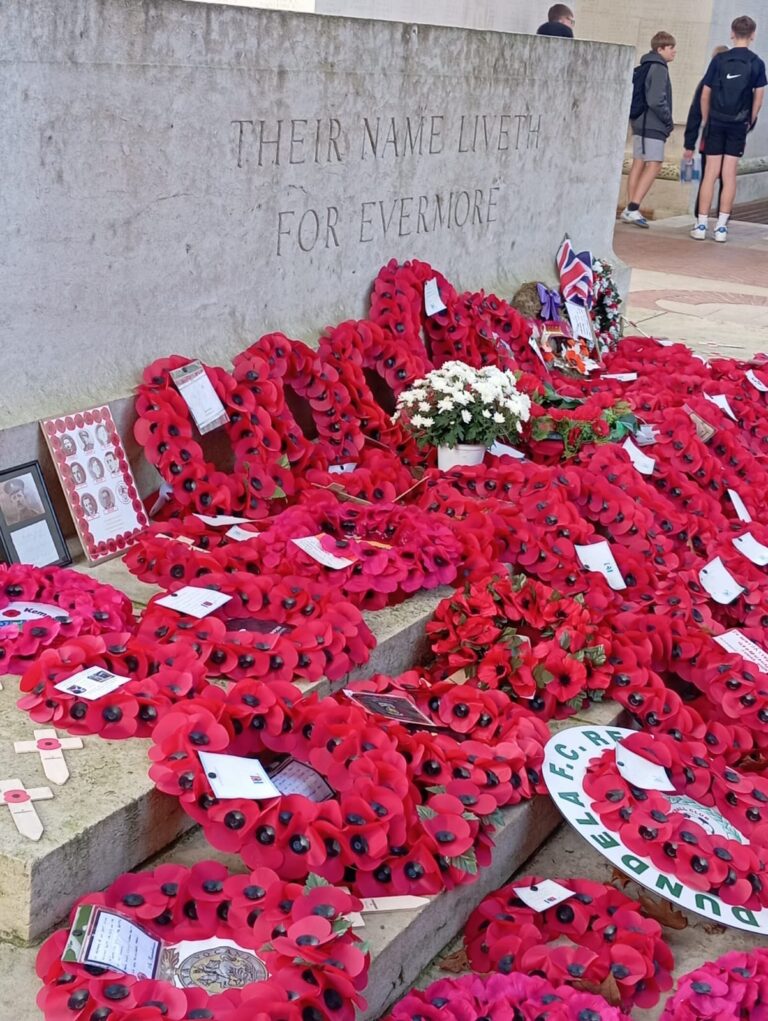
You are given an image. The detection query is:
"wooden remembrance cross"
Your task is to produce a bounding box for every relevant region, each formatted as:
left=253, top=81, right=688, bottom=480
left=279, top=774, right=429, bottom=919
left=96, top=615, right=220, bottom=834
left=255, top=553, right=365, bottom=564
left=0, top=779, right=54, bottom=840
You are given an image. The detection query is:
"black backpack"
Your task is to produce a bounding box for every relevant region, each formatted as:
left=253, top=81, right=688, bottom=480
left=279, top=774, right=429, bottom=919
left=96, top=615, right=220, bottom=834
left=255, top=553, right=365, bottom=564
left=629, top=63, right=652, bottom=120
left=711, top=52, right=753, bottom=122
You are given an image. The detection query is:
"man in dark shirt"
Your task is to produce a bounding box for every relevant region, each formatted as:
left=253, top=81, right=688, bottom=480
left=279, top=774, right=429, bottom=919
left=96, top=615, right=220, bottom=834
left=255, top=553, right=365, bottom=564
left=683, top=46, right=729, bottom=217
left=691, top=15, right=767, bottom=242
left=537, top=4, right=575, bottom=38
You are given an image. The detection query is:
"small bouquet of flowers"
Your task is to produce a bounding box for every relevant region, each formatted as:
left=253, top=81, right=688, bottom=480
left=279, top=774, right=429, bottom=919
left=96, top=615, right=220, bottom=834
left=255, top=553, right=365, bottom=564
left=394, top=361, right=531, bottom=469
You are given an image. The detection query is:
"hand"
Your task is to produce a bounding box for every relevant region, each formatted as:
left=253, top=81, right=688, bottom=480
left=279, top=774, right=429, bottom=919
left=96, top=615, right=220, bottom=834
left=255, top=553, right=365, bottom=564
left=683, top=149, right=694, bottom=161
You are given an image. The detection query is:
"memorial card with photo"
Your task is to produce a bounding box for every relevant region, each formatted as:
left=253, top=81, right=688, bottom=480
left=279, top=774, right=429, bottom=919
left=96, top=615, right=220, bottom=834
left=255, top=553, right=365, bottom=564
left=41, top=406, right=148, bottom=564
left=344, top=690, right=438, bottom=727
left=0, top=461, right=71, bottom=568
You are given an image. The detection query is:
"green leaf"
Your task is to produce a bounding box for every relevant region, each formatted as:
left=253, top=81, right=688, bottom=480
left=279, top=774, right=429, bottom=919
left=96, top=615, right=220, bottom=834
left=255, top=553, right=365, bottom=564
left=426, top=785, right=447, bottom=795
left=558, top=630, right=571, bottom=652
left=417, top=804, right=437, bottom=820
left=304, top=873, right=331, bottom=891
left=533, top=665, right=554, bottom=689
left=449, top=848, right=478, bottom=875
left=482, top=808, right=505, bottom=829
left=332, top=917, right=353, bottom=936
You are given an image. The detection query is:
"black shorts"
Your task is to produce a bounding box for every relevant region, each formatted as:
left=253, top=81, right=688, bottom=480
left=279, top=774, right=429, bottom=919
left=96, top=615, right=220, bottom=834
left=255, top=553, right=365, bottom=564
left=705, top=119, right=749, bottom=158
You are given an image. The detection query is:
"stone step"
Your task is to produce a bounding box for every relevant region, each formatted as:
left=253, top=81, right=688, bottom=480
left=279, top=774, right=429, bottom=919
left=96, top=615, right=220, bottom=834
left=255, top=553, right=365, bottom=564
left=0, top=550, right=448, bottom=943
left=0, top=701, right=627, bottom=1020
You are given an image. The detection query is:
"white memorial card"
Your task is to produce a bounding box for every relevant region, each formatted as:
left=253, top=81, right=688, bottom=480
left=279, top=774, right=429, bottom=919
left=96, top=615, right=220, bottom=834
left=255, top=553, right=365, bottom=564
left=268, top=758, right=334, bottom=802
left=63, top=905, right=162, bottom=978
left=564, top=300, right=595, bottom=344
left=194, top=513, right=254, bottom=527
left=747, top=369, right=768, bottom=393
left=732, top=532, right=768, bottom=567
left=704, top=393, right=738, bottom=422
left=11, top=520, right=62, bottom=568
left=54, top=667, right=130, bottom=701
left=699, top=557, right=745, bottom=605
left=634, top=424, right=658, bottom=447
left=328, top=463, right=357, bottom=474
left=291, top=534, right=356, bottom=569
left=488, top=441, right=526, bottom=460
left=615, top=742, right=675, bottom=792
left=622, top=437, right=655, bottom=475
left=604, top=372, right=638, bottom=382
left=225, top=525, right=261, bottom=542
left=574, top=541, right=626, bottom=590
left=0, top=601, right=70, bottom=626
left=155, top=586, right=232, bottom=618
left=199, top=751, right=280, bottom=800
left=170, top=361, right=228, bottom=435
left=714, top=630, right=768, bottom=674
left=513, top=880, right=575, bottom=912
left=728, top=489, right=752, bottom=523
left=424, top=278, right=447, bottom=317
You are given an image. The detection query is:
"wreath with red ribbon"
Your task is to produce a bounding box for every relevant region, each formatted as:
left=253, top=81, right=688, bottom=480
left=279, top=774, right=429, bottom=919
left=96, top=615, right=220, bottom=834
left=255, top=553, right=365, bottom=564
left=17, top=633, right=211, bottom=739
left=136, top=572, right=374, bottom=685
left=36, top=862, right=368, bottom=1021
left=583, top=730, right=768, bottom=910
left=0, top=564, right=135, bottom=674
left=149, top=673, right=548, bottom=897
left=464, top=875, right=674, bottom=1010
left=383, top=971, right=631, bottom=1021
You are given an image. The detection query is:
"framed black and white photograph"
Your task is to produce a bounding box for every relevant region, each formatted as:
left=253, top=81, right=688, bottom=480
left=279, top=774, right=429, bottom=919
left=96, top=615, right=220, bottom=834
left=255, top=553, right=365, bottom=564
left=0, top=461, right=71, bottom=568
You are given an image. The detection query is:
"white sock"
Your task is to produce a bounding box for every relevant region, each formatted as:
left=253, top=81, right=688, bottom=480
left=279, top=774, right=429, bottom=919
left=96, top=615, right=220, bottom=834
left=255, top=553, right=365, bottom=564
left=697, top=215, right=708, bottom=228
left=717, top=213, right=730, bottom=229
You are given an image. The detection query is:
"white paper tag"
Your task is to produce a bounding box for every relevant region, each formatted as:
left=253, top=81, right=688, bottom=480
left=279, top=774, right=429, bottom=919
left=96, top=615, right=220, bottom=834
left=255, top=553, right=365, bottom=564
left=513, top=879, right=575, bottom=912
left=291, top=534, right=356, bottom=570
left=603, top=372, right=638, bottom=382
left=328, top=463, right=357, bottom=475
left=699, top=557, right=745, bottom=605
left=68, top=906, right=162, bottom=978
left=564, top=300, right=594, bottom=343
left=732, top=532, right=768, bottom=567
left=622, top=437, right=655, bottom=475
left=268, top=758, right=334, bottom=802
left=199, top=751, right=280, bottom=800
left=225, top=525, right=261, bottom=542
left=574, top=540, right=626, bottom=590
left=747, top=369, right=768, bottom=393
left=424, top=277, right=447, bottom=316
left=615, top=742, right=675, bottom=791
left=488, top=440, right=526, bottom=460
left=714, top=630, right=768, bottom=674
left=194, top=513, right=254, bottom=527
left=54, top=667, right=130, bottom=701
left=728, top=489, right=752, bottom=523
left=0, top=601, right=70, bottom=626
left=654, top=338, right=676, bottom=347
left=704, top=393, right=738, bottom=422
left=634, top=424, right=658, bottom=447
left=170, top=361, right=228, bottom=435
left=155, top=586, right=232, bottom=618
left=529, top=334, right=549, bottom=370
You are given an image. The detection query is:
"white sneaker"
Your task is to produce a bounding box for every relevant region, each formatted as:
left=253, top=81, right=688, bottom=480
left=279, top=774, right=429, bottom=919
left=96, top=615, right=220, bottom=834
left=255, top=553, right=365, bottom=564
left=621, top=208, right=650, bottom=228
left=690, top=223, right=707, bottom=241
left=714, top=226, right=728, bottom=243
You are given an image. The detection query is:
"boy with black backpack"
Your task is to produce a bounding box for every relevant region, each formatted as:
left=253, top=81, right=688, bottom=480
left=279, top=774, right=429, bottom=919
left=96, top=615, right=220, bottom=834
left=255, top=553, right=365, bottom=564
left=621, top=31, right=677, bottom=228
left=691, top=15, right=766, bottom=242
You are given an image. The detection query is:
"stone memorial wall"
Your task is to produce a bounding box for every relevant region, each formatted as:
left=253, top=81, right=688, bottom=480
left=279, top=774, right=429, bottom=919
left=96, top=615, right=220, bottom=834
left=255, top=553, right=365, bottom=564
left=0, top=0, right=633, bottom=433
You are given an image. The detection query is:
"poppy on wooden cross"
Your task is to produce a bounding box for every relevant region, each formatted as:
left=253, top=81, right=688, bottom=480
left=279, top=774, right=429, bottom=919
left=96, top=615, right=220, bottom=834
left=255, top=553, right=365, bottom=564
left=0, top=778, right=53, bottom=841
left=14, top=729, right=84, bottom=785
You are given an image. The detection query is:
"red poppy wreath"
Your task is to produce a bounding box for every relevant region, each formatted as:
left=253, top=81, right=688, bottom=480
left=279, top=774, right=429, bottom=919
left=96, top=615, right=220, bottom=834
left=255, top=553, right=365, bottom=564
left=659, top=947, right=768, bottom=1021
left=0, top=564, right=135, bottom=674
left=148, top=674, right=549, bottom=897
left=136, top=572, right=374, bottom=684
left=583, top=730, right=768, bottom=911
left=383, top=971, right=631, bottom=1021
left=426, top=571, right=613, bottom=719
left=36, top=862, right=368, bottom=1021
left=464, top=875, right=674, bottom=1010
left=135, top=355, right=292, bottom=519
left=17, top=633, right=211, bottom=739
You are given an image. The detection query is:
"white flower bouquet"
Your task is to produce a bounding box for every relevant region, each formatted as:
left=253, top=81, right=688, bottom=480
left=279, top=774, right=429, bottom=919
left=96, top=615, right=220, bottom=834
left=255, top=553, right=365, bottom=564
left=394, top=361, right=532, bottom=450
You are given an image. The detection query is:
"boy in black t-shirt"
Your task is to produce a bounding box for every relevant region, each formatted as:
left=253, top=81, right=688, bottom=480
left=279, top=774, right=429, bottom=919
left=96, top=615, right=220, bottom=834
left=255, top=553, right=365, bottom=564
left=691, top=15, right=766, bottom=242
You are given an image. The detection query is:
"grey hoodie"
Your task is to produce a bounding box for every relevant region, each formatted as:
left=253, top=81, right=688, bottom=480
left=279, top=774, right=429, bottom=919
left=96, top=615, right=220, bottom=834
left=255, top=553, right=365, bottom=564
left=631, top=50, right=674, bottom=140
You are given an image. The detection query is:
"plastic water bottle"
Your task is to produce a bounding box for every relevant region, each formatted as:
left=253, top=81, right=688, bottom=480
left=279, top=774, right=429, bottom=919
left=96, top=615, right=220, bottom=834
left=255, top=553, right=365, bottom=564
left=680, top=157, right=695, bottom=183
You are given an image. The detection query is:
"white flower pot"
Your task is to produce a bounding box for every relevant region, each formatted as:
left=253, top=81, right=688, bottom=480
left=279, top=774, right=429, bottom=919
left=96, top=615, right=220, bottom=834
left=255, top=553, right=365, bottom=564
left=437, top=443, right=486, bottom=471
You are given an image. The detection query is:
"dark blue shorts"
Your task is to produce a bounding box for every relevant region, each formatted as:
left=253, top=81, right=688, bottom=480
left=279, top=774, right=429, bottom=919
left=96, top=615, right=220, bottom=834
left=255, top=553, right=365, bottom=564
left=705, top=119, right=749, bottom=158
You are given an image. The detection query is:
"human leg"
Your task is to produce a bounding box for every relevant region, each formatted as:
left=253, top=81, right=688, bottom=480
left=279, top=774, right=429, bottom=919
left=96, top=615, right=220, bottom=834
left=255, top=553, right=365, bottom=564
left=696, top=154, right=723, bottom=217
left=630, top=160, right=662, bottom=205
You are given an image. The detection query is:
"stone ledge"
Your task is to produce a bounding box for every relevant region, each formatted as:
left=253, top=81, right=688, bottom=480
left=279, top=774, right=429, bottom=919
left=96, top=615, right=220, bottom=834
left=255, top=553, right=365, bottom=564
left=0, top=557, right=447, bottom=942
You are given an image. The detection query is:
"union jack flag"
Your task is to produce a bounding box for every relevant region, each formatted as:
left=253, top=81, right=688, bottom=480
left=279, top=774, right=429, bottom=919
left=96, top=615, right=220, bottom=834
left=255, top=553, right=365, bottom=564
left=556, top=236, right=593, bottom=308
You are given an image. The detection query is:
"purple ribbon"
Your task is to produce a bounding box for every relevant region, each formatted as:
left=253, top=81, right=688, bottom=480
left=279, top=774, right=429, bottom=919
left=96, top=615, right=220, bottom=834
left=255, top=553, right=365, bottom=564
left=537, top=283, right=561, bottom=322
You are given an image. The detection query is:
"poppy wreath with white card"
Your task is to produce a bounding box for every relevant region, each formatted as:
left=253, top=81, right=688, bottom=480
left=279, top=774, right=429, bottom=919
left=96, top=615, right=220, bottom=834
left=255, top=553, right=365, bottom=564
left=149, top=673, right=549, bottom=897
left=233, top=333, right=365, bottom=478
left=135, top=354, right=293, bottom=519
left=231, top=496, right=464, bottom=611
left=464, top=875, right=674, bottom=1010
left=422, top=291, right=520, bottom=372
left=0, top=564, right=135, bottom=674
left=367, top=258, right=452, bottom=363
left=35, top=861, right=368, bottom=1021
left=123, top=515, right=240, bottom=589
left=583, top=730, right=768, bottom=911
left=136, top=571, right=375, bottom=685
left=16, top=632, right=212, bottom=740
